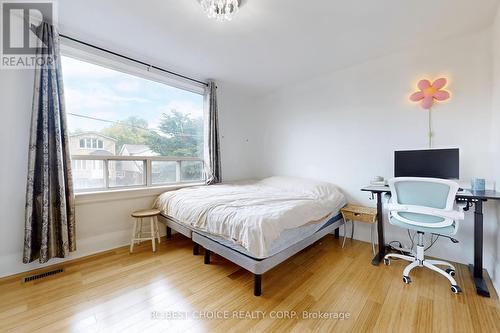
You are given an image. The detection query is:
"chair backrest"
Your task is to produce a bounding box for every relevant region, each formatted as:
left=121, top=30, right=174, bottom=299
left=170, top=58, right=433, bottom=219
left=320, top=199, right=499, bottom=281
left=388, top=177, right=462, bottom=229
left=390, top=177, right=457, bottom=210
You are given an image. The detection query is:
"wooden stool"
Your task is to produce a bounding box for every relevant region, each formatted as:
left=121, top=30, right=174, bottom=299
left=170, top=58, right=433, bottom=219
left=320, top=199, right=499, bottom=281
left=340, top=204, right=377, bottom=254
left=130, top=209, right=161, bottom=253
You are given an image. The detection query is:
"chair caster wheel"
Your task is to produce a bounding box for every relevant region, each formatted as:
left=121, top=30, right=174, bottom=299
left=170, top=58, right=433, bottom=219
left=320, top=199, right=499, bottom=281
left=451, top=285, right=462, bottom=294
left=384, top=258, right=390, bottom=266
left=446, top=268, right=456, bottom=277
left=403, top=276, right=411, bottom=284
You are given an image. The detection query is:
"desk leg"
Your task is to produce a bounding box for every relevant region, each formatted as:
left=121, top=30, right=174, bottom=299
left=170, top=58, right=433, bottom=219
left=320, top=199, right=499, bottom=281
left=371, top=192, right=386, bottom=265
left=470, top=200, right=490, bottom=297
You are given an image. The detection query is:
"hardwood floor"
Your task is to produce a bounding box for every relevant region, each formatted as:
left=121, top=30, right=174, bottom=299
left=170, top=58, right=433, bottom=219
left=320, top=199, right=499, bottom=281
left=1, top=234, right=499, bottom=333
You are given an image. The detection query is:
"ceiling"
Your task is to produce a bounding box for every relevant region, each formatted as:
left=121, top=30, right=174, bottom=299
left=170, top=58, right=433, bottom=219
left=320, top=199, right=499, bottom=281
left=57, top=0, right=500, bottom=95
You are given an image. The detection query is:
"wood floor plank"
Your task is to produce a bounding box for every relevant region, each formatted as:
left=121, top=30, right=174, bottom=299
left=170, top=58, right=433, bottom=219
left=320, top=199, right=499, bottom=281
left=1, top=234, right=499, bottom=333
left=412, top=296, right=433, bottom=333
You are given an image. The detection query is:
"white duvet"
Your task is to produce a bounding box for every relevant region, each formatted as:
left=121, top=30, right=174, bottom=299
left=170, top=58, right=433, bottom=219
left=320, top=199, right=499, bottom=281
left=154, top=176, right=346, bottom=258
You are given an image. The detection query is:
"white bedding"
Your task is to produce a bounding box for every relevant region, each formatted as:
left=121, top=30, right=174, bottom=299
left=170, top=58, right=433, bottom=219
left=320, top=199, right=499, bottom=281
left=154, top=176, right=346, bottom=258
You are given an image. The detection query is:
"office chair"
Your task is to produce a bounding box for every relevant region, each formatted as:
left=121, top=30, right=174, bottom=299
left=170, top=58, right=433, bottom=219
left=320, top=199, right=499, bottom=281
left=383, top=177, right=465, bottom=293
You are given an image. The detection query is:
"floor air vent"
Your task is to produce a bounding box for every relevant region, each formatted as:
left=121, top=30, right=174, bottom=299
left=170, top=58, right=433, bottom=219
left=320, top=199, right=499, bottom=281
left=23, top=268, right=64, bottom=282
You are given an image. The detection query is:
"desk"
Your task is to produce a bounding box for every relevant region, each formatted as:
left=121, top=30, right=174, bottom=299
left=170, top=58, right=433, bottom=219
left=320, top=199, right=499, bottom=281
left=361, top=185, right=500, bottom=297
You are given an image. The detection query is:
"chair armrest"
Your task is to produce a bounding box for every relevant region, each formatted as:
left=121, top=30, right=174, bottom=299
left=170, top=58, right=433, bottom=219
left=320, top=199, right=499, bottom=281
left=387, top=203, right=464, bottom=221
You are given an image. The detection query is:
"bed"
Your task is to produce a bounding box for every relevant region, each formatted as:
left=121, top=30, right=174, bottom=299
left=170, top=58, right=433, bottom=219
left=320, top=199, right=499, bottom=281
left=154, top=176, right=347, bottom=296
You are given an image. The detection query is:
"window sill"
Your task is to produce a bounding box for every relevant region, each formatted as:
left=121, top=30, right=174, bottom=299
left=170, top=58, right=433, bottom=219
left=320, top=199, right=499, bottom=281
left=75, top=182, right=206, bottom=205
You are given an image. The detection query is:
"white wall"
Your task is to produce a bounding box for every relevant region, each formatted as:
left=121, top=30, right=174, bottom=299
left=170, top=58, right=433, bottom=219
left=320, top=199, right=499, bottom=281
left=0, top=69, right=255, bottom=277
left=491, top=5, right=500, bottom=292
left=218, top=83, right=261, bottom=181
left=251, top=29, right=499, bottom=283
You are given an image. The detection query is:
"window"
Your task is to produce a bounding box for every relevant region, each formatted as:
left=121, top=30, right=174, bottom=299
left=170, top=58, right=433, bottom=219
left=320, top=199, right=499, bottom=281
left=62, top=53, right=206, bottom=192
left=79, top=137, right=104, bottom=149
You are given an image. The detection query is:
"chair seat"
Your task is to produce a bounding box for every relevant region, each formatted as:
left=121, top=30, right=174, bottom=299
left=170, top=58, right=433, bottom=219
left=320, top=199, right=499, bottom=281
left=131, top=209, right=161, bottom=218
left=390, top=216, right=456, bottom=235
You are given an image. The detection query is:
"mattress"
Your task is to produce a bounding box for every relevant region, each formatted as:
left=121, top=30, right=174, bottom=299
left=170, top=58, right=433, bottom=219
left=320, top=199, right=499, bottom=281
left=194, top=212, right=342, bottom=259
left=155, top=176, right=347, bottom=258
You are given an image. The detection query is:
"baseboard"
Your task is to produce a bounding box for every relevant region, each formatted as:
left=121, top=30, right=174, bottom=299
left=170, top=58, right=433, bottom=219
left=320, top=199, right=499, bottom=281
left=0, top=247, right=124, bottom=284
left=0, top=228, right=167, bottom=281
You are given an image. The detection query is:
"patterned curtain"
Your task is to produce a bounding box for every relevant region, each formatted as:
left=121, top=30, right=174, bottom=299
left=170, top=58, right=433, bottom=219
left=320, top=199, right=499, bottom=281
left=23, top=22, right=76, bottom=263
left=204, top=81, right=222, bottom=184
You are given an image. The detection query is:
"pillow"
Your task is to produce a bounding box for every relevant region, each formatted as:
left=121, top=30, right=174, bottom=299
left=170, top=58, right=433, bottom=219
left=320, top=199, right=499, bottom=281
left=258, top=176, right=343, bottom=201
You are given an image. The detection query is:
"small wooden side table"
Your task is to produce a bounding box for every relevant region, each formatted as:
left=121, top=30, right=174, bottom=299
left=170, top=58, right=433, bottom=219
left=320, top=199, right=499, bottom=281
left=340, top=204, right=377, bottom=254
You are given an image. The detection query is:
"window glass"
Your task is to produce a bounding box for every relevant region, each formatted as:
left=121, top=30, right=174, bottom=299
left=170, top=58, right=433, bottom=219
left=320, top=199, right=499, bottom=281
left=62, top=55, right=205, bottom=191
left=71, top=160, right=105, bottom=190
left=151, top=161, right=178, bottom=184
left=108, top=160, right=145, bottom=187
left=181, top=161, right=204, bottom=182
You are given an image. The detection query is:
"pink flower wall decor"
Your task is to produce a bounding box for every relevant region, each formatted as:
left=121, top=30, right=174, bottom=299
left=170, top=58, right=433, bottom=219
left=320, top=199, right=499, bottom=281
left=409, top=78, right=451, bottom=148
left=409, top=78, right=450, bottom=109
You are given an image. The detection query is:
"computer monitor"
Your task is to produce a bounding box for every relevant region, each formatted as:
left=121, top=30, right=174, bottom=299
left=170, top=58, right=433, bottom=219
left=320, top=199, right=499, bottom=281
left=394, top=148, right=459, bottom=179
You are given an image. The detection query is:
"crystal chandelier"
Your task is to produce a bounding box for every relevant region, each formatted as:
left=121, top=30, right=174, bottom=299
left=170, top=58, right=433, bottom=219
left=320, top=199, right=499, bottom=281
left=200, top=0, right=239, bottom=21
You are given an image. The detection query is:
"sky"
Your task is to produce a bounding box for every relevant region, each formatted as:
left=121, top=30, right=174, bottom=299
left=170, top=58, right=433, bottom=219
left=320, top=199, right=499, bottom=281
left=61, top=56, right=204, bottom=135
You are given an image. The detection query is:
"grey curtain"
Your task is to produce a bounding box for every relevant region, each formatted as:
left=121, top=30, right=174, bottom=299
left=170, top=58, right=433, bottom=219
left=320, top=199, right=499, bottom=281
left=204, top=81, right=222, bottom=184
left=23, top=22, right=76, bottom=263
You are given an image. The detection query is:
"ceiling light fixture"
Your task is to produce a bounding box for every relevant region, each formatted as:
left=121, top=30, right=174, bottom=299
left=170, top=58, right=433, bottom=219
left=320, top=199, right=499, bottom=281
left=200, top=0, right=239, bottom=22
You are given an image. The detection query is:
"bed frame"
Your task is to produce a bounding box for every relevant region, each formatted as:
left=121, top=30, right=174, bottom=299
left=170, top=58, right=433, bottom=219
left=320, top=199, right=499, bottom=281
left=157, top=214, right=344, bottom=296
